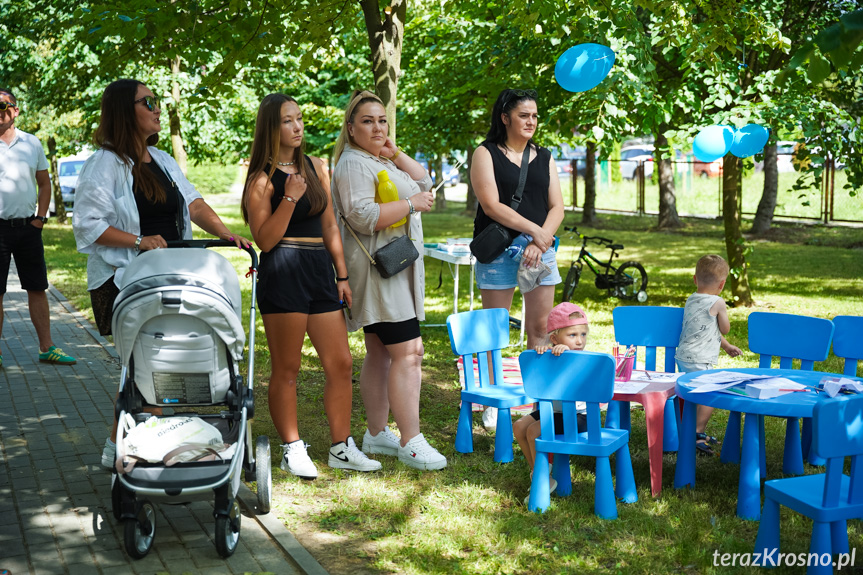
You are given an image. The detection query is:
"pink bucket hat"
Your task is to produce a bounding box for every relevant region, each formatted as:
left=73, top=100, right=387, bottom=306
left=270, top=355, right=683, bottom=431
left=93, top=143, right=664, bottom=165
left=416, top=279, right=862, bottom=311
left=546, top=302, right=590, bottom=333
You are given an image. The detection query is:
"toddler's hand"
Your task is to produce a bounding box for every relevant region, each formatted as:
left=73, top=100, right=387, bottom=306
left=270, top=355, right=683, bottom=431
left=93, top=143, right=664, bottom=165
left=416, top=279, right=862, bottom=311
left=535, top=345, right=551, bottom=355
left=723, top=342, right=743, bottom=358
left=551, top=344, right=569, bottom=356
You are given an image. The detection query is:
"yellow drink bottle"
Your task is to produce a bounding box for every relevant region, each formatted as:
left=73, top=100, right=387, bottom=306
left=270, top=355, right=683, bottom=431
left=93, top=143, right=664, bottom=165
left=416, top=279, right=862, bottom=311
left=376, top=170, right=406, bottom=228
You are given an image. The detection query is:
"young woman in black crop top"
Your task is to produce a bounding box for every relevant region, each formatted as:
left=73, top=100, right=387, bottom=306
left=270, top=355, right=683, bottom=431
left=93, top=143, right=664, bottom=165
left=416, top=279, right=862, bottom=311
left=470, top=88, right=565, bottom=350
left=242, top=94, right=379, bottom=479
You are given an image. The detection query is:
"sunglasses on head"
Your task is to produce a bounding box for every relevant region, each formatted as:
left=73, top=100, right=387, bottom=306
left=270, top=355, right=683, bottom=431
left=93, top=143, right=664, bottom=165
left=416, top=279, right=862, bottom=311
left=134, top=95, right=159, bottom=112
left=503, top=89, right=537, bottom=109
left=0, top=102, right=17, bottom=111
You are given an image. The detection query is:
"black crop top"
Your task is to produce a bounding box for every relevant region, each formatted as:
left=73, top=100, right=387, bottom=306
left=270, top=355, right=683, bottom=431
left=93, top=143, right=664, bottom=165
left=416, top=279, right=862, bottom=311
left=473, top=142, right=551, bottom=240
left=267, top=156, right=323, bottom=238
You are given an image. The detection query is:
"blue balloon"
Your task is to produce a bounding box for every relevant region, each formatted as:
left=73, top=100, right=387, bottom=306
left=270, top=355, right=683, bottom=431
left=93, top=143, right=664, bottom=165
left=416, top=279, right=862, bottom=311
left=731, top=124, right=770, bottom=158
left=555, top=43, right=615, bottom=93
left=692, top=125, right=735, bottom=163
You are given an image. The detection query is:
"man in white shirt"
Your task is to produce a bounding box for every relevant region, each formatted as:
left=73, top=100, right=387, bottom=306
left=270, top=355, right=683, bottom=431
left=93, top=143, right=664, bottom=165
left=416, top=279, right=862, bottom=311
left=0, top=88, right=75, bottom=366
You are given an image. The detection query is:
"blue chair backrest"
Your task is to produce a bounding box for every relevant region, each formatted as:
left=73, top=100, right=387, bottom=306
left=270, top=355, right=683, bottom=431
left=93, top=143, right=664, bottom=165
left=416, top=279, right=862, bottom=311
left=612, top=306, right=684, bottom=372
left=812, top=394, right=863, bottom=507
left=748, top=312, right=834, bottom=370
left=519, top=350, right=615, bottom=443
left=833, top=315, right=863, bottom=377
left=447, top=308, right=511, bottom=391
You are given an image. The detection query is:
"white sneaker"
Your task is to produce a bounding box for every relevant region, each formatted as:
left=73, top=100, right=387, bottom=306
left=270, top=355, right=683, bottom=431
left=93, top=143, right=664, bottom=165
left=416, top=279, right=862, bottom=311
left=101, top=438, right=115, bottom=470
left=482, top=407, right=498, bottom=429
left=281, top=440, right=318, bottom=479
left=329, top=437, right=382, bottom=472
left=362, top=427, right=400, bottom=456
left=398, top=433, right=447, bottom=471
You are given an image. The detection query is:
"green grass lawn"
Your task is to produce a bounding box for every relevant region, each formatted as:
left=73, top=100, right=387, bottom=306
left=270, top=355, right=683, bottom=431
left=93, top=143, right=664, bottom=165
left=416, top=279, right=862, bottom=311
left=46, top=164, right=863, bottom=575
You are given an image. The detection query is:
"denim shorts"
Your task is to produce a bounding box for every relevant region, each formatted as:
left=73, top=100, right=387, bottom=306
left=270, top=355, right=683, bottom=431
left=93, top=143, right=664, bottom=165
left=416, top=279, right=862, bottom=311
left=676, top=360, right=714, bottom=374
left=475, top=246, right=561, bottom=290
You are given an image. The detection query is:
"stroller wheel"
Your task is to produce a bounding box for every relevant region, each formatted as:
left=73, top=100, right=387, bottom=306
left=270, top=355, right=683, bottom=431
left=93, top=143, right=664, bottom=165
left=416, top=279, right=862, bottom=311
left=124, top=501, right=156, bottom=559
left=255, top=436, right=272, bottom=514
left=215, top=498, right=242, bottom=558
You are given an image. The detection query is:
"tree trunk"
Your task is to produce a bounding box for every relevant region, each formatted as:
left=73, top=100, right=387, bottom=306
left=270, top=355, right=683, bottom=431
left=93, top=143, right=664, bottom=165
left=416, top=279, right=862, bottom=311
left=721, top=154, right=753, bottom=307
left=47, top=136, right=67, bottom=223
left=168, top=55, right=188, bottom=175
left=750, top=143, right=778, bottom=235
left=656, top=132, right=681, bottom=229
left=432, top=155, right=446, bottom=211
left=465, top=143, right=478, bottom=215
left=581, top=141, right=597, bottom=224
left=360, top=0, right=405, bottom=141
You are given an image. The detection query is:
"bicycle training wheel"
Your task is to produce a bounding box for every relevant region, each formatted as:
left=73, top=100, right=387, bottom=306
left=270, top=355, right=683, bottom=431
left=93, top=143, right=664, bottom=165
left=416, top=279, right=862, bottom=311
left=561, top=264, right=581, bottom=303
left=614, top=261, right=648, bottom=301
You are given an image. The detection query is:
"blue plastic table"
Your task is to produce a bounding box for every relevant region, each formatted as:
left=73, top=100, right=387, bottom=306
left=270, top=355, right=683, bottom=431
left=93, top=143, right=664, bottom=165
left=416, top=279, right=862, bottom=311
left=673, top=368, right=863, bottom=520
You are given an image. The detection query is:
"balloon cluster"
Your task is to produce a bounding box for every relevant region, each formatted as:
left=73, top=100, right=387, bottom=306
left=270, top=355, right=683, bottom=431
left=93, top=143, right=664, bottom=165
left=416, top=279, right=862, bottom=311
left=555, top=43, right=615, bottom=93
left=692, top=124, right=770, bottom=162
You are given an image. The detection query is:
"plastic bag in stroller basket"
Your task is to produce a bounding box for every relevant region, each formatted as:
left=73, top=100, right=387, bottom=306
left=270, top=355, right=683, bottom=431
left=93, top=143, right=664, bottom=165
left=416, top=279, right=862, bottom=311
left=118, top=415, right=235, bottom=473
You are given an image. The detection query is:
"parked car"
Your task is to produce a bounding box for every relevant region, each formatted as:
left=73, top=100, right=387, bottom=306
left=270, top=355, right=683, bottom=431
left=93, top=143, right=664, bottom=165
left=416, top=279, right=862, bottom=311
left=693, top=157, right=723, bottom=178
left=49, top=152, right=90, bottom=215
left=551, top=144, right=588, bottom=180
left=620, top=145, right=655, bottom=180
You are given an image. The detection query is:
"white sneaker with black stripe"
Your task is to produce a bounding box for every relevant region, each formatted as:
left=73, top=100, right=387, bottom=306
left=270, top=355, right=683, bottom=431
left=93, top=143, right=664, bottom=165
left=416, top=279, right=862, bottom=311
left=328, top=437, right=382, bottom=471
left=281, top=440, right=318, bottom=479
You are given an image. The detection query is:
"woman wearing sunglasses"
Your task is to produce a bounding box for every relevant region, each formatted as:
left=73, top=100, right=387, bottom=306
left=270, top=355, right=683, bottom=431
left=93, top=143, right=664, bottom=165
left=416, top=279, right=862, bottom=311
left=242, top=93, right=380, bottom=479
left=331, top=90, right=446, bottom=471
left=470, top=89, right=564, bottom=350
left=73, top=79, right=250, bottom=467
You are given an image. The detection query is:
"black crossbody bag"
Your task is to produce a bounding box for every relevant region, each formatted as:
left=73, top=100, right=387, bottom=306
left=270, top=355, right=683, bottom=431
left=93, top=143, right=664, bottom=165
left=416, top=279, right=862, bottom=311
left=340, top=215, right=419, bottom=279
left=469, top=145, right=530, bottom=264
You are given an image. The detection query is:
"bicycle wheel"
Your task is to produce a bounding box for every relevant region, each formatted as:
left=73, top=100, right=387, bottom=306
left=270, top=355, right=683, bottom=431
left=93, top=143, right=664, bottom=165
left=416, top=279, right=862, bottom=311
left=613, top=261, right=648, bottom=301
left=561, top=263, right=581, bottom=303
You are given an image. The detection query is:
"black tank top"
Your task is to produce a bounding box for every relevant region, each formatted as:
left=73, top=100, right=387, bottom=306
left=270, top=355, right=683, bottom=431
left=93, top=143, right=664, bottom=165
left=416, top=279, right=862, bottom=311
left=134, top=161, right=181, bottom=241
left=473, top=142, right=551, bottom=239
left=266, top=155, right=323, bottom=238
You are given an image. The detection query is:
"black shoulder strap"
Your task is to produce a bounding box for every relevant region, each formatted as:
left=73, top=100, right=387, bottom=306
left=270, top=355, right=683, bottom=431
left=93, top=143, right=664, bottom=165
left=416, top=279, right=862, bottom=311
left=509, top=145, right=530, bottom=211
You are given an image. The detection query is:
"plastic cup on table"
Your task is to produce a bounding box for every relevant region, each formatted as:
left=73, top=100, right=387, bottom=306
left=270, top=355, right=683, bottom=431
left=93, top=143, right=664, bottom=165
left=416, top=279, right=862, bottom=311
left=615, top=354, right=634, bottom=382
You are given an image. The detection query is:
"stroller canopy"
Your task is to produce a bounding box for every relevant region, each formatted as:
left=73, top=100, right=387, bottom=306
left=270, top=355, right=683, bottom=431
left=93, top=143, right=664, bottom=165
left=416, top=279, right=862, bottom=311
left=112, top=248, right=246, bottom=365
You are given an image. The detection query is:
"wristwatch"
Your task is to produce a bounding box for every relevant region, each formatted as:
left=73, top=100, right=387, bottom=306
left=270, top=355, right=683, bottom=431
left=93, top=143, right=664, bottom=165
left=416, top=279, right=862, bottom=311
left=34, top=215, right=48, bottom=223
left=134, top=235, right=143, bottom=252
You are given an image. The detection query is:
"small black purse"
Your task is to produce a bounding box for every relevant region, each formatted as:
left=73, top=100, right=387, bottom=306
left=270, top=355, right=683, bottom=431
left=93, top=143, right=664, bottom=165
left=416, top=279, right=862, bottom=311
left=341, top=215, right=419, bottom=279
left=469, top=146, right=531, bottom=264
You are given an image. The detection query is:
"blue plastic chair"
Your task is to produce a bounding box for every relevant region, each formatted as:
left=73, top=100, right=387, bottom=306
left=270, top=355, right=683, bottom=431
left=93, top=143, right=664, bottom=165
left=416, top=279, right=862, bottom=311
left=609, top=306, right=684, bottom=451
left=723, top=312, right=834, bottom=473
left=519, top=350, right=638, bottom=517
left=447, top=308, right=533, bottom=463
left=754, top=394, right=863, bottom=574
left=833, top=316, right=863, bottom=377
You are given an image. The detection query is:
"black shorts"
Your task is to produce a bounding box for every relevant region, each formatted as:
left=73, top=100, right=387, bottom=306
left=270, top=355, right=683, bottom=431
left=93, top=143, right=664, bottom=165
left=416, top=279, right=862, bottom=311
left=529, top=410, right=587, bottom=435
left=363, top=318, right=421, bottom=345
left=0, top=222, right=48, bottom=294
left=257, top=241, right=341, bottom=315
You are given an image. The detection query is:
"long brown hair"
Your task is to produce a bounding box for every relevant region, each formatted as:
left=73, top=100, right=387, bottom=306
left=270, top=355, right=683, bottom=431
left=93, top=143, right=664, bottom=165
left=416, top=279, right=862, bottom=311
left=93, top=79, right=165, bottom=203
left=333, top=90, right=385, bottom=165
left=242, top=94, right=327, bottom=223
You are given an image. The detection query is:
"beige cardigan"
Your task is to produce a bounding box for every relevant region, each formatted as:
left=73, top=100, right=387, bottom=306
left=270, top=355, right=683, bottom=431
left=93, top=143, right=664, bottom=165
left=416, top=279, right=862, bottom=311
left=332, top=145, right=433, bottom=332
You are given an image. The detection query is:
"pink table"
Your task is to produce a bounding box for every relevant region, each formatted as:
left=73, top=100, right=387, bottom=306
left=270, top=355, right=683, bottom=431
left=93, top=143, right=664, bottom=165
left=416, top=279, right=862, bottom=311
left=605, top=375, right=679, bottom=497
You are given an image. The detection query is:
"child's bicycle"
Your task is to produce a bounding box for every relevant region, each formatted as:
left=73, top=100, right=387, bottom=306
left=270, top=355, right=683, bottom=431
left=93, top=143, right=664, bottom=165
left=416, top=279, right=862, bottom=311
left=560, top=226, right=649, bottom=303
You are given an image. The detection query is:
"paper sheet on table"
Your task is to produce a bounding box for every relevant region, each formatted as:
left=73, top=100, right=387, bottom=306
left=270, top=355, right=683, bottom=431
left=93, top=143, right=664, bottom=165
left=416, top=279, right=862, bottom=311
left=744, top=379, right=807, bottom=399
left=822, top=377, right=863, bottom=398
left=628, top=371, right=684, bottom=383
left=687, top=371, right=774, bottom=386
left=614, top=380, right=650, bottom=394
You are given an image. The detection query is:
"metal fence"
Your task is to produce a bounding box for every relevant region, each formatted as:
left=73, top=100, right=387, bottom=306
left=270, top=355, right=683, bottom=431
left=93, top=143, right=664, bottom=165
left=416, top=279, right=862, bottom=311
left=563, top=155, right=862, bottom=224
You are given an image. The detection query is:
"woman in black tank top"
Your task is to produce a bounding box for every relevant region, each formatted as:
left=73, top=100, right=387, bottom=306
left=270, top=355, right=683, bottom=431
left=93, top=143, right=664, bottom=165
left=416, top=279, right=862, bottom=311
left=241, top=94, right=378, bottom=478
left=470, top=89, right=565, bottom=347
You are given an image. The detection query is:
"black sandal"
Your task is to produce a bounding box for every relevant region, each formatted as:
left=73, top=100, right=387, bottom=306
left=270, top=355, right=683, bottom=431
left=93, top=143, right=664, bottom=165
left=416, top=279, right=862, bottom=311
left=696, top=432, right=720, bottom=445
left=695, top=440, right=716, bottom=456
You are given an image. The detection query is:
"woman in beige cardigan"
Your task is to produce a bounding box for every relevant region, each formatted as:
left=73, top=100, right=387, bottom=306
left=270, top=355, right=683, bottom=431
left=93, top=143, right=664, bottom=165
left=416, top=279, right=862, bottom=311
left=331, top=90, right=446, bottom=471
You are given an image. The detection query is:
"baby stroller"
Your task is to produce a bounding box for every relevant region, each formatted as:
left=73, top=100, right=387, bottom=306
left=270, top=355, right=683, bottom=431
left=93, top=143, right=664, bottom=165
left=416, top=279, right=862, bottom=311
left=109, top=240, right=271, bottom=559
